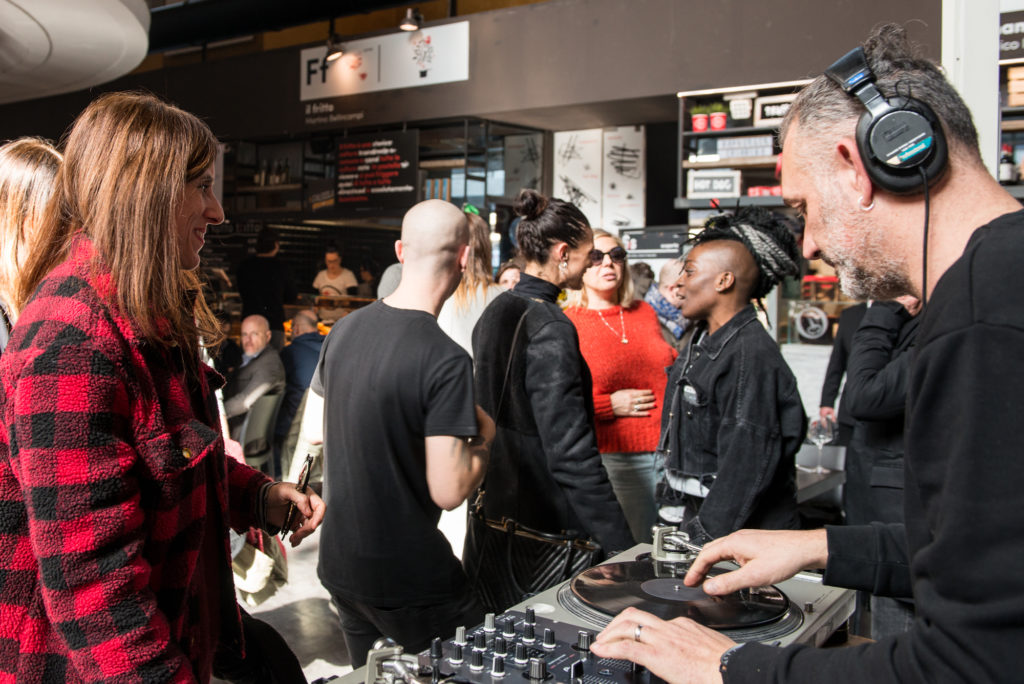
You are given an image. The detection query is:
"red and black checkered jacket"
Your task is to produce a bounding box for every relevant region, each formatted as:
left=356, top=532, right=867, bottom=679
left=0, top=238, right=272, bottom=682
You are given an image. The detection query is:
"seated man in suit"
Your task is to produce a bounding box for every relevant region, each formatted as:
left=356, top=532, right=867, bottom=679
left=224, top=314, right=285, bottom=438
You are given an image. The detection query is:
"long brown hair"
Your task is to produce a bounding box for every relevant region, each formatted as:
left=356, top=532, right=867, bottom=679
left=17, top=92, right=223, bottom=355
left=0, top=138, right=62, bottom=323
left=450, top=211, right=495, bottom=312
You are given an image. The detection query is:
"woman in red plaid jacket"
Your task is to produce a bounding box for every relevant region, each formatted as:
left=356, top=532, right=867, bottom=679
left=0, top=92, right=325, bottom=683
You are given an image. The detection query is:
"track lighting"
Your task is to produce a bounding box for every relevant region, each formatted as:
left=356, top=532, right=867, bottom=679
left=325, top=34, right=344, bottom=62
left=399, top=8, right=423, bottom=32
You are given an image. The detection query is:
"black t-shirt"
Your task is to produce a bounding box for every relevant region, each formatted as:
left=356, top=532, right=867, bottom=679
left=316, top=300, right=478, bottom=605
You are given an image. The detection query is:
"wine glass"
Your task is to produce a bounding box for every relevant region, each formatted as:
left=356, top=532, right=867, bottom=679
left=806, top=417, right=836, bottom=474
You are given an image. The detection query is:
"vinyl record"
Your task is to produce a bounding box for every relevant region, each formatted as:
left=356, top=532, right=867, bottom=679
left=570, top=559, right=788, bottom=630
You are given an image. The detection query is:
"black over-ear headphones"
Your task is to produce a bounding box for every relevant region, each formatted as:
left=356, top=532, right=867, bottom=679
left=824, top=47, right=948, bottom=194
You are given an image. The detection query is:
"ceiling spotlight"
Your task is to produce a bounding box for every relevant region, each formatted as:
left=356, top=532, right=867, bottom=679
left=325, top=35, right=344, bottom=62
left=400, top=8, right=423, bottom=32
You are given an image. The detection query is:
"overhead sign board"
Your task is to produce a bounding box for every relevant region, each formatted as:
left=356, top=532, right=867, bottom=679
left=300, top=21, right=469, bottom=101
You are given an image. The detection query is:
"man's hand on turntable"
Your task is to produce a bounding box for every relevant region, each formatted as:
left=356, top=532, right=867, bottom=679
left=683, top=529, right=829, bottom=595
left=591, top=607, right=734, bottom=684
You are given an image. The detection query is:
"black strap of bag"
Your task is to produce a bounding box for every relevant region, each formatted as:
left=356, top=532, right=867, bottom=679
left=468, top=298, right=600, bottom=608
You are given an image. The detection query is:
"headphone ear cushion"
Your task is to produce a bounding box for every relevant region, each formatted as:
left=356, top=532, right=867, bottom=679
left=856, top=97, right=948, bottom=194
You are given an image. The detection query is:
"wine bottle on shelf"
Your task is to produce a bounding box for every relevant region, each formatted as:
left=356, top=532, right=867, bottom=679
left=999, top=144, right=1018, bottom=185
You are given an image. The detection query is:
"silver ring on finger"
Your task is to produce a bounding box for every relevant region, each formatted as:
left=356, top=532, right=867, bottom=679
left=634, top=624, right=643, bottom=642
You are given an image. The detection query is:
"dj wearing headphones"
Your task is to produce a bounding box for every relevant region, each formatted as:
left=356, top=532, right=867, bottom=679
left=590, top=23, right=1024, bottom=683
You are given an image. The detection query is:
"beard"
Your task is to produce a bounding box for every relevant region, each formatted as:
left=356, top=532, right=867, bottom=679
left=816, top=188, right=914, bottom=301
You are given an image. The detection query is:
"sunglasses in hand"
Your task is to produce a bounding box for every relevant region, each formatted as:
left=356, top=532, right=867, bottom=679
left=588, top=246, right=627, bottom=266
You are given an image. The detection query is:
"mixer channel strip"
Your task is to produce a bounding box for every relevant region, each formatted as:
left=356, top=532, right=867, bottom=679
left=417, top=609, right=651, bottom=684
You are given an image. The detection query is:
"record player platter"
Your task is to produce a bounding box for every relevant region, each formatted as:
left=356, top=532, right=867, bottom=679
left=570, top=558, right=789, bottom=630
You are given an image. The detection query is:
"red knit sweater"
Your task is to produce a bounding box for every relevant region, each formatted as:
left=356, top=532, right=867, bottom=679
left=566, top=301, right=677, bottom=454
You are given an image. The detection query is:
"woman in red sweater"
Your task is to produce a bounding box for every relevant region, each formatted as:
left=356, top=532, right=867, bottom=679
left=565, top=230, right=676, bottom=542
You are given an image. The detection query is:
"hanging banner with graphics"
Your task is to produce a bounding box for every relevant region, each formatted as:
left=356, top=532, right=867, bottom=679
left=553, top=129, right=603, bottom=228
left=602, top=126, right=645, bottom=230
left=300, top=22, right=469, bottom=102
left=504, top=133, right=543, bottom=198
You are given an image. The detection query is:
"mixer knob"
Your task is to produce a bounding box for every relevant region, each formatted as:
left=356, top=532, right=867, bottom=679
left=525, top=607, right=536, bottom=624
left=430, top=637, right=443, bottom=659
left=454, top=625, right=467, bottom=645
left=473, top=632, right=486, bottom=651
left=523, top=623, right=535, bottom=642
left=470, top=649, right=484, bottom=670
left=527, top=657, right=548, bottom=680
left=450, top=643, right=464, bottom=665
left=576, top=631, right=592, bottom=652
left=501, top=617, right=516, bottom=638
left=542, top=628, right=555, bottom=649
left=483, top=612, right=496, bottom=632
left=491, top=655, right=506, bottom=677
left=493, top=636, right=507, bottom=656
left=514, top=642, right=528, bottom=664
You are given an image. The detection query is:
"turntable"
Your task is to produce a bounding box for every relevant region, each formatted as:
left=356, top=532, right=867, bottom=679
left=330, top=529, right=854, bottom=684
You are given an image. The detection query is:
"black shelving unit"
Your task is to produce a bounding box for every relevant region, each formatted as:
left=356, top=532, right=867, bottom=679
left=673, top=196, right=786, bottom=210
left=675, top=82, right=810, bottom=222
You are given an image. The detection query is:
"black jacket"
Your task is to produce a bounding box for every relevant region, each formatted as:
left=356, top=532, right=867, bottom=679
left=660, top=305, right=805, bottom=542
left=729, top=211, right=1024, bottom=682
left=842, top=302, right=919, bottom=526
left=469, top=275, right=633, bottom=552
left=819, top=303, right=868, bottom=429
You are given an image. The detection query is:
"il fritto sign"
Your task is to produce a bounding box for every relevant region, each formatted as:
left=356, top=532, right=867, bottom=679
left=300, top=21, right=469, bottom=101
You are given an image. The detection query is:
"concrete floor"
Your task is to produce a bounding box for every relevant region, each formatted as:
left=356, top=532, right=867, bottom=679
left=215, top=528, right=352, bottom=683
left=214, top=506, right=469, bottom=684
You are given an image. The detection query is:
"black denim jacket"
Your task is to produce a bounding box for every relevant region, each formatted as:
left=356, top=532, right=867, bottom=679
left=658, top=305, right=805, bottom=542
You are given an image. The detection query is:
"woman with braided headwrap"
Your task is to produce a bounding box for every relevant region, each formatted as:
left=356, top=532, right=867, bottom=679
left=655, top=207, right=807, bottom=544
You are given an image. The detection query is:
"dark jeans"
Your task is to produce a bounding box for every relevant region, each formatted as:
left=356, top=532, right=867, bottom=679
left=329, top=587, right=485, bottom=667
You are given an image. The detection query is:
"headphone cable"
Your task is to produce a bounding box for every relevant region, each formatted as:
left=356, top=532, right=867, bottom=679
left=919, top=166, right=930, bottom=309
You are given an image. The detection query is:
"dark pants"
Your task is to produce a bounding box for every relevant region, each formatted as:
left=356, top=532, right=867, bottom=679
left=330, top=587, right=485, bottom=667
left=213, top=610, right=307, bottom=683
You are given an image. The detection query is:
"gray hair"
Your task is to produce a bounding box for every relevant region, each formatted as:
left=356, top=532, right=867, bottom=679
left=780, top=24, right=981, bottom=166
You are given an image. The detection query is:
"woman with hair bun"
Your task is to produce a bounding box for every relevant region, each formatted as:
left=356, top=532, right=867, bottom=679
left=0, top=137, right=61, bottom=352
left=466, top=189, right=633, bottom=612
left=0, top=92, right=323, bottom=683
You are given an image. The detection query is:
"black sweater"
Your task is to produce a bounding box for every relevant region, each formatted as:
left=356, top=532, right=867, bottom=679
left=730, top=210, right=1024, bottom=682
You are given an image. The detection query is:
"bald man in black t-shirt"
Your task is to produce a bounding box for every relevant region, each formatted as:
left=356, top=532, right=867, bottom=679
left=316, top=200, right=494, bottom=666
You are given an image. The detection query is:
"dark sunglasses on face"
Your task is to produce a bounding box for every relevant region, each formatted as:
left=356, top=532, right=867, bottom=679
left=588, top=246, right=627, bottom=266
